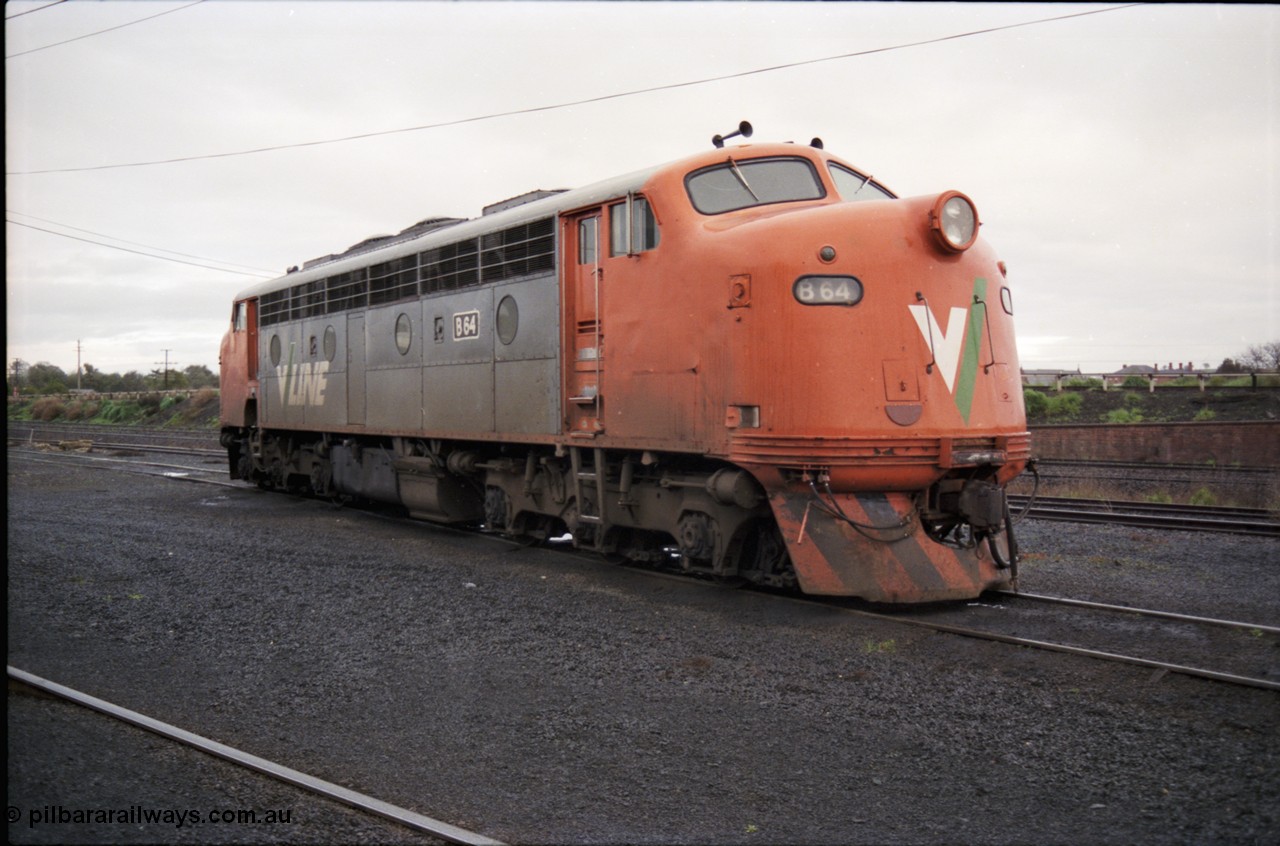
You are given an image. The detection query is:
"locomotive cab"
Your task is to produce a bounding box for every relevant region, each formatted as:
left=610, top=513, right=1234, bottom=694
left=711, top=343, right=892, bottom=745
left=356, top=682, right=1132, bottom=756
left=218, top=297, right=258, bottom=478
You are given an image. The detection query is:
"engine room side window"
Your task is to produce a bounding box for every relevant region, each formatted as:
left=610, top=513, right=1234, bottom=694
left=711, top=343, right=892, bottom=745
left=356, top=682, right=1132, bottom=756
left=685, top=157, right=825, bottom=214
left=609, top=196, right=660, bottom=256
left=828, top=163, right=896, bottom=203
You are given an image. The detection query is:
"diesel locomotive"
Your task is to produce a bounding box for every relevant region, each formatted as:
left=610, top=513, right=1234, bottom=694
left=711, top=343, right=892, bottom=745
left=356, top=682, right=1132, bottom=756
left=219, top=125, right=1030, bottom=603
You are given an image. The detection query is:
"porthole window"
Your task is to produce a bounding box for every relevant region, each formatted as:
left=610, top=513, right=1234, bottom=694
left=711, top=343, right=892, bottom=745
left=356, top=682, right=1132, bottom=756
left=1000, top=286, right=1014, bottom=315
left=496, top=296, right=519, bottom=345
left=323, top=325, right=336, bottom=361
left=269, top=334, right=282, bottom=366
left=395, top=313, right=412, bottom=355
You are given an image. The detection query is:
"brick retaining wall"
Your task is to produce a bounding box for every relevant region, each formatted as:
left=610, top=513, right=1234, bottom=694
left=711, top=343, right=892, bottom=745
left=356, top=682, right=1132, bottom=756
left=1029, top=421, right=1280, bottom=467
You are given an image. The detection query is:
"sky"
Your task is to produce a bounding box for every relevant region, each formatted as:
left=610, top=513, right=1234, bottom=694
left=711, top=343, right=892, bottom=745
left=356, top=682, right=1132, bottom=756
left=6, top=1, right=1278, bottom=379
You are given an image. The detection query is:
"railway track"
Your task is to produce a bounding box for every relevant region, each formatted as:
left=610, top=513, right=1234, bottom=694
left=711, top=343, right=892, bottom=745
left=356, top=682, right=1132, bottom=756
left=1033, top=457, right=1278, bottom=480
left=7, top=420, right=221, bottom=456
left=837, top=591, right=1280, bottom=692
left=8, top=666, right=503, bottom=845
left=1009, top=494, right=1279, bottom=536
left=10, top=445, right=1279, bottom=692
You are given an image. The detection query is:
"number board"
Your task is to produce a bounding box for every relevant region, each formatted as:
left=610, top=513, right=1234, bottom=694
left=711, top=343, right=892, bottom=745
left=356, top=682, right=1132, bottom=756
left=452, top=310, right=480, bottom=340
left=792, top=275, right=863, bottom=306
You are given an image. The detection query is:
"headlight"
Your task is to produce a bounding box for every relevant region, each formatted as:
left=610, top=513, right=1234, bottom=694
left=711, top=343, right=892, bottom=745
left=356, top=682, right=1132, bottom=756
left=930, top=191, right=979, bottom=252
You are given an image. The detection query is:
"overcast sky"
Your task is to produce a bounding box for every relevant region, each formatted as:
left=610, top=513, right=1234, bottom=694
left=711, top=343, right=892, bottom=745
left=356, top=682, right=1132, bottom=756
left=6, top=1, right=1277, bottom=379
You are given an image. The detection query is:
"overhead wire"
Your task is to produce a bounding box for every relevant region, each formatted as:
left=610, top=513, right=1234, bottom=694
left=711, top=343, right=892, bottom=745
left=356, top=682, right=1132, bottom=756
left=5, top=0, right=70, bottom=21
left=5, top=0, right=206, bottom=59
left=7, top=3, right=1146, bottom=176
left=6, top=218, right=277, bottom=278
left=6, top=210, right=279, bottom=275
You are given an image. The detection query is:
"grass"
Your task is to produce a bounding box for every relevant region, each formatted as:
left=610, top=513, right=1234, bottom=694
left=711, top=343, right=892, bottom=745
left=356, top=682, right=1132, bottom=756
left=7, top=388, right=221, bottom=428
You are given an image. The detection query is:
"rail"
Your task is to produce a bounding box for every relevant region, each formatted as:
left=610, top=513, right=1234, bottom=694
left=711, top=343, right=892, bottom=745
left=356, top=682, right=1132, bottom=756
left=1010, top=494, right=1279, bottom=536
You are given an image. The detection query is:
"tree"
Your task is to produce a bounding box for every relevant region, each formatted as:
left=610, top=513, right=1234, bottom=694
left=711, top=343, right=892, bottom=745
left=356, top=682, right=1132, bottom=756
left=1216, top=358, right=1244, bottom=374
left=146, top=368, right=188, bottom=390
left=80, top=363, right=107, bottom=392
left=182, top=364, right=218, bottom=389
left=118, top=371, right=147, bottom=392
left=1239, top=341, right=1280, bottom=371
left=8, top=358, right=29, bottom=394
left=26, top=362, right=69, bottom=394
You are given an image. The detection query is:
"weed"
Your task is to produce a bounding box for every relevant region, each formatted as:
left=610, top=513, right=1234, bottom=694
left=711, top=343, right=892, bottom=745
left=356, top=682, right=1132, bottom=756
left=1188, top=488, right=1217, bottom=506
left=1104, top=408, right=1144, bottom=424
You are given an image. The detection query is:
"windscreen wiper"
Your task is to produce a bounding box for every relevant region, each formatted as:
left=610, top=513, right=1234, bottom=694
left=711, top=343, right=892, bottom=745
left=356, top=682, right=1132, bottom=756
left=728, top=158, right=759, bottom=202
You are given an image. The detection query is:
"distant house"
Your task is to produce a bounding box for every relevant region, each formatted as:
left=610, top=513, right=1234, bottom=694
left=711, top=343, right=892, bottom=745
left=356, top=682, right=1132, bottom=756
left=1021, top=368, right=1081, bottom=387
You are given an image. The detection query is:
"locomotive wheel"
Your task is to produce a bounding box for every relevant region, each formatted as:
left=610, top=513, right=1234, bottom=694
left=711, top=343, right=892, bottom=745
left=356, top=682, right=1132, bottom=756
left=726, top=518, right=794, bottom=589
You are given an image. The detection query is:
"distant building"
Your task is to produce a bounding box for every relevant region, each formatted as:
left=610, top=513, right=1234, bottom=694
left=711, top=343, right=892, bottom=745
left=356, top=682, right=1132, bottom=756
left=1021, top=368, right=1081, bottom=387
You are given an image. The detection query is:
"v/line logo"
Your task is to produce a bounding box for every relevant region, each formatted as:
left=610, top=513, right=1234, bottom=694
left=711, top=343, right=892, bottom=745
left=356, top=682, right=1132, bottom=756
left=907, top=278, right=989, bottom=423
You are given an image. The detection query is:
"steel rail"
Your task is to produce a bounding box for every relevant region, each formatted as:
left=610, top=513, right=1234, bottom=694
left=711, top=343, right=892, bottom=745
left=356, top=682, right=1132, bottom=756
left=31, top=440, right=223, bottom=459
left=1012, top=494, right=1272, bottom=519
left=831, top=609, right=1280, bottom=691
left=1009, top=496, right=1279, bottom=536
left=1034, top=458, right=1279, bottom=475
left=8, top=666, right=506, bottom=846
left=994, top=590, right=1280, bottom=635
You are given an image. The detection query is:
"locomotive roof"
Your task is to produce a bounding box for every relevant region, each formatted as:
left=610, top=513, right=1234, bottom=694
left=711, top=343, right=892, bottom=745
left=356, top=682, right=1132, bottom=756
left=233, top=162, right=663, bottom=302
left=232, top=141, right=856, bottom=303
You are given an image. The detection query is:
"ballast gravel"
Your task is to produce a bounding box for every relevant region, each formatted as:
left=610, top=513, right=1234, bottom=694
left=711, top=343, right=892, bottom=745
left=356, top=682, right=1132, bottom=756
left=7, top=447, right=1279, bottom=845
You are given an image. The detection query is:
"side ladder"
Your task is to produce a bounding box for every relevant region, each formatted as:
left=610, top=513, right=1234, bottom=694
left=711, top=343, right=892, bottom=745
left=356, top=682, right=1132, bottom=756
left=569, top=446, right=608, bottom=549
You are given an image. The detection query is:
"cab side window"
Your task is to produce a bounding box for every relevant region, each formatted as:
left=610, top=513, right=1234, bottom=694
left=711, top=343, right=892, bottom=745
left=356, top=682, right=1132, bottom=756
left=609, top=195, right=660, bottom=257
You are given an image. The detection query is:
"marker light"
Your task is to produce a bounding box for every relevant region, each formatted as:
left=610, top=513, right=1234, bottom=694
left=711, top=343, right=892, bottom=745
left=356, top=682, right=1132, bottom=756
left=930, top=191, right=979, bottom=252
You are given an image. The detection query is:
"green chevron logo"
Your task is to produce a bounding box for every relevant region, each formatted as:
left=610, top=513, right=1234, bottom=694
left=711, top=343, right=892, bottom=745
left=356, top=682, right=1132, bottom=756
left=909, top=277, right=988, bottom=423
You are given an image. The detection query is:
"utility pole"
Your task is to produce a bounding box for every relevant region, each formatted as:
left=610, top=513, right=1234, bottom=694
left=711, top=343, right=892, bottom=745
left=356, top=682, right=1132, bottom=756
left=156, top=349, right=175, bottom=389
left=76, top=340, right=82, bottom=391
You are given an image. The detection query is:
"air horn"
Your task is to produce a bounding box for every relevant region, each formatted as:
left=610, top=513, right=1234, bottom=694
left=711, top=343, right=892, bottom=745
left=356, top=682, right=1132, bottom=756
left=712, top=121, right=753, bottom=149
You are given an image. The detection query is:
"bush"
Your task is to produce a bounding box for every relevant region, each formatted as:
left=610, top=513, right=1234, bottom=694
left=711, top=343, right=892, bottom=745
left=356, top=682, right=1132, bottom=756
left=31, top=398, right=65, bottom=421
left=1193, top=407, right=1217, bottom=422
left=1023, top=389, right=1049, bottom=417
left=64, top=400, right=101, bottom=421
left=95, top=400, right=146, bottom=424
left=1104, top=408, right=1143, bottom=424
left=1121, top=375, right=1150, bottom=389
left=1046, top=393, right=1083, bottom=419
left=1063, top=377, right=1104, bottom=390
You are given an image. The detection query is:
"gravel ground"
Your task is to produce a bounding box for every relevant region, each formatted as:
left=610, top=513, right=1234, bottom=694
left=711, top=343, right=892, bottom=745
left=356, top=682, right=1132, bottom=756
left=7, top=446, right=1279, bottom=845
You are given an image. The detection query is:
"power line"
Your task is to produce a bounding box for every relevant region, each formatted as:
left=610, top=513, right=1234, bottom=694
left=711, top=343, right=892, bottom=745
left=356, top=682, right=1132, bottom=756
left=6, top=3, right=1145, bottom=176
left=5, top=0, right=205, bottom=60
left=6, top=210, right=279, bottom=274
left=5, top=1, right=70, bottom=21
left=6, top=218, right=277, bottom=278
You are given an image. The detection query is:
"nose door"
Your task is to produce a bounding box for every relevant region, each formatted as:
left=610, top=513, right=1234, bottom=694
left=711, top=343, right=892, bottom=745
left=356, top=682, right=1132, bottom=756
left=564, top=211, right=604, bottom=434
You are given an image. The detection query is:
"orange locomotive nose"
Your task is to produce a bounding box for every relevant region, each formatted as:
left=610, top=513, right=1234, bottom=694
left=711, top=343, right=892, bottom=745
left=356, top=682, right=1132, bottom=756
left=709, top=192, right=1028, bottom=601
